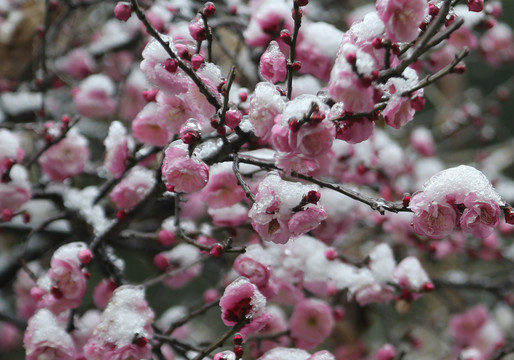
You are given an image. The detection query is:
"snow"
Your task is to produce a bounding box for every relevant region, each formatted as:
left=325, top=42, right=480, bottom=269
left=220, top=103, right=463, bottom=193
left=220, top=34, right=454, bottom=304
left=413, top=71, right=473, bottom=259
left=94, top=285, right=154, bottom=347
left=421, top=165, right=503, bottom=204
left=369, top=243, right=396, bottom=284
left=0, top=91, right=42, bottom=115
left=29, top=309, right=74, bottom=348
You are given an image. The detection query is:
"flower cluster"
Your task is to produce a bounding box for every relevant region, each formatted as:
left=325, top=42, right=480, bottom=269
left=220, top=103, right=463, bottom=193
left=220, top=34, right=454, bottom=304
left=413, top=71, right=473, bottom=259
left=410, top=165, right=504, bottom=239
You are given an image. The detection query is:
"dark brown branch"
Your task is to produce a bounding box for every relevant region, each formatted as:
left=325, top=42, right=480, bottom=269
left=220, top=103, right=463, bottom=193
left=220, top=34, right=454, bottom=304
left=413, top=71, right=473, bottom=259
left=230, top=156, right=411, bottom=215
left=286, top=1, right=302, bottom=100
left=232, top=152, right=256, bottom=202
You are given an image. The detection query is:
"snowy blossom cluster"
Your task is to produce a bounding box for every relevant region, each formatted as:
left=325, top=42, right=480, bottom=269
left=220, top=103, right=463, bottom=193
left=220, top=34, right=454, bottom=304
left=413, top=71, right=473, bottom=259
left=0, top=0, right=512, bottom=359
left=410, top=165, right=504, bottom=240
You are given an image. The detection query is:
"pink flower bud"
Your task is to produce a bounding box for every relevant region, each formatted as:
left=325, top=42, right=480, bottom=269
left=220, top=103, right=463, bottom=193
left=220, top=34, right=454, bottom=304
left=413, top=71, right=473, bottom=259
left=78, top=249, right=93, bottom=265
left=376, top=344, right=396, bottom=360
left=468, top=0, right=484, bottom=12
left=154, top=253, right=171, bottom=271
left=157, top=229, right=175, bottom=245
left=225, top=110, right=242, bottom=129
left=210, top=244, right=224, bottom=257
left=1, top=208, right=13, bottom=222
left=191, top=54, right=204, bottom=70
left=189, top=15, right=207, bottom=42
left=114, top=2, right=132, bottom=21
left=164, top=58, right=178, bottom=73
left=203, top=2, right=216, bottom=17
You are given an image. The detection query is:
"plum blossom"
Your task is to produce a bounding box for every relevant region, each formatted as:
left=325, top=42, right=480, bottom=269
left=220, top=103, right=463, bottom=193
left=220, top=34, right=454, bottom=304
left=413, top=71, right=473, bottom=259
left=259, top=41, right=287, bottom=84
left=83, top=285, right=154, bottom=360
left=249, top=82, right=285, bottom=142
left=132, top=102, right=172, bottom=146
left=201, top=162, right=246, bottom=209
left=329, top=42, right=377, bottom=113
left=243, top=0, right=293, bottom=47
left=110, top=166, right=156, bottom=210
left=24, top=309, right=76, bottom=360
left=55, top=48, right=96, bottom=79
left=295, top=22, right=343, bottom=82
left=0, top=164, right=31, bottom=212
left=103, top=121, right=134, bottom=178
left=409, top=165, right=503, bottom=239
left=220, top=277, right=267, bottom=326
left=161, top=142, right=209, bottom=193
left=289, top=298, right=334, bottom=350
left=36, top=242, right=89, bottom=314
left=248, top=173, right=326, bottom=244
left=376, top=0, right=428, bottom=43
left=140, top=36, right=192, bottom=96
left=39, top=130, right=90, bottom=182
left=73, top=74, right=117, bottom=118
left=330, top=102, right=374, bottom=144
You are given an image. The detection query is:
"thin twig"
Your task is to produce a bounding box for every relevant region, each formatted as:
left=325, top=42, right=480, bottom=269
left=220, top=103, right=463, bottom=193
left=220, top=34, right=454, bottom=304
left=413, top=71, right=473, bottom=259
left=232, top=152, right=256, bottom=202
left=401, top=48, right=469, bottom=96
left=191, top=319, right=249, bottom=360
left=286, top=1, right=302, bottom=100
left=166, top=299, right=220, bottom=335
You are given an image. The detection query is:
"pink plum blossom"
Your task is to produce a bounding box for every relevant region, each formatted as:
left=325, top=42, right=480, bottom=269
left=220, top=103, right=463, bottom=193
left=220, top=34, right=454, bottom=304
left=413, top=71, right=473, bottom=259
left=259, top=41, right=287, bottom=84
left=460, top=193, right=501, bottom=239
left=39, top=130, right=90, bottom=182
left=410, top=127, right=435, bottom=157
left=24, top=309, right=76, bottom=360
left=132, top=103, right=172, bottom=146
left=36, top=242, right=89, bottom=314
left=248, top=173, right=326, bottom=243
left=110, top=166, right=155, bottom=209
left=83, top=285, right=154, bottom=360
left=0, top=322, right=21, bottom=351
left=220, top=277, right=266, bottom=326
left=480, top=23, right=514, bottom=66
left=93, top=279, right=117, bottom=310
left=161, top=143, right=209, bottom=193
left=382, top=95, right=416, bottom=129
left=330, top=102, right=374, bottom=144
left=376, top=0, right=428, bottom=43
left=103, top=121, right=134, bottom=178
left=73, top=74, right=117, bottom=118
left=409, top=165, right=503, bottom=239
left=208, top=204, right=249, bottom=227
left=243, top=0, right=293, bottom=47
left=0, top=165, right=31, bottom=212
left=249, top=82, right=285, bottom=142
left=409, top=193, right=458, bottom=240
left=289, top=298, right=334, bottom=350
left=234, top=256, right=271, bottom=288
left=450, top=305, right=489, bottom=344
left=295, top=22, right=343, bottom=82
left=201, top=163, right=246, bottom=209
left=140, top=36, right=192, bottom=95
left=288, top=206, right=328, bottom=237
left=54, top=48, right=96, bottom=79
